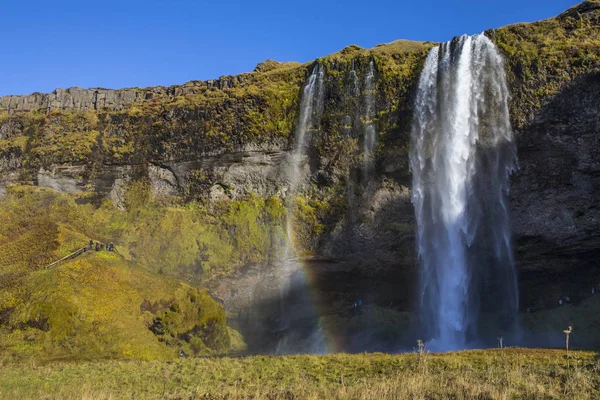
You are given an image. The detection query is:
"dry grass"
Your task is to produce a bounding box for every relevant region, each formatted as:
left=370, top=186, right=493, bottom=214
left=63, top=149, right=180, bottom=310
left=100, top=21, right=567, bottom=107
left=0, top=348, right=598, bottom=399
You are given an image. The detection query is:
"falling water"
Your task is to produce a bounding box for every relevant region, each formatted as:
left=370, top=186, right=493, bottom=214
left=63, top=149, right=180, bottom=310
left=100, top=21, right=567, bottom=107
left=350, top=60, right=360, bottom=98
left=285, top=63, right=324, bottom=251
left=363, top=60, right=377, bottom=179
left=409, top=34, right=518, bottom=351
left=277, top=64, right=326, bottom=354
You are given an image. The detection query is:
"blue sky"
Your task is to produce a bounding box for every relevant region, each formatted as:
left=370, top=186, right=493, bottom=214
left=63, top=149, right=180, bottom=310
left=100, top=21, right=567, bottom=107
left=0, top=0, right=579, bottom=96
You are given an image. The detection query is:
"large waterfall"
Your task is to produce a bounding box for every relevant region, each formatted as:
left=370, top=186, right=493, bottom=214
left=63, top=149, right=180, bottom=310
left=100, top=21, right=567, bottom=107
left=276, top=64, right=326, bottom=354
left=410, top=34, right=518, bottom=351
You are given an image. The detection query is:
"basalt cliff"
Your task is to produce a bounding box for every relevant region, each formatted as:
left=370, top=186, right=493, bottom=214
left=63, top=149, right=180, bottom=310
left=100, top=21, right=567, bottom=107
left=1, top=1, right=599, bottom=355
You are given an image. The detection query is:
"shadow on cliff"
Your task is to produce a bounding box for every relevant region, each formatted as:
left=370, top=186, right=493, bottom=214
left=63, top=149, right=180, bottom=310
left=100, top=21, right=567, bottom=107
left=508, top=70, right=600, bottom=350
left=222, top=254, right=424, bottom=354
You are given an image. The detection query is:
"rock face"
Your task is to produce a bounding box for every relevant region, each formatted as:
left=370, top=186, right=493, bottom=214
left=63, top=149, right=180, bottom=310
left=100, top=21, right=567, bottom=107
left=0, top=87, right=145, bottom=112
left=1, top=1, right=599, bottom=351
left=511, top=71, right=600, bottom=311
left=0, top=76, right=247, bottom=112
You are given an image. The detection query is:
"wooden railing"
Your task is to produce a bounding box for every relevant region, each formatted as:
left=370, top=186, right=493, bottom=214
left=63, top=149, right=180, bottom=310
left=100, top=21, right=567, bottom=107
left=44, top=247, right=88, bottom=270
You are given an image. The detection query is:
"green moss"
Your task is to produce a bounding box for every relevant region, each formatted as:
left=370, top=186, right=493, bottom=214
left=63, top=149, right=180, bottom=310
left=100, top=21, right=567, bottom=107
left=491, top=5, right=600, bottom=129
left=291, top=197, right=330, bottom=255
left=28, top=109, right=99, bottom=165
left=149, top=287, right=230, bottom=355
left=227, top=326, right=248, bottom=352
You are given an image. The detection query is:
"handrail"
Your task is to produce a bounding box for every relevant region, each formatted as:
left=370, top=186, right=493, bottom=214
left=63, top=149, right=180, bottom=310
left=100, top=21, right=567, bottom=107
left=44, top=247, right=88, bottom=270
left=44, top=242, right=119, bottom=270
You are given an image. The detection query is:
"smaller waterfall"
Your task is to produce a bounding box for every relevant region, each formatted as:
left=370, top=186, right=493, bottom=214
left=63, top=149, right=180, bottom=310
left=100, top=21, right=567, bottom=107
left=277, top=64, right=326, bottom=354
left=363, top=60, right=377, bottom=180
left=287, top=65, right=324, bottom=213
left=350, top=60, right=360, bottom=98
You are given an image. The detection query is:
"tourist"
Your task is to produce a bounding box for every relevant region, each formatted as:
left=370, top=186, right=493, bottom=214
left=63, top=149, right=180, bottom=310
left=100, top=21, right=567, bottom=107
left=108, top=242, right=115, bottom=252
left=88, top=239, right=94, bottom=250
left=95, top=242, right=100, bottom=251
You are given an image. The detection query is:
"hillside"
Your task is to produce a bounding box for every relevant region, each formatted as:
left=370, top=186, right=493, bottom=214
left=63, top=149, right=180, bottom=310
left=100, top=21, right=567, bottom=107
left=0, top=186, right=236, bottom=361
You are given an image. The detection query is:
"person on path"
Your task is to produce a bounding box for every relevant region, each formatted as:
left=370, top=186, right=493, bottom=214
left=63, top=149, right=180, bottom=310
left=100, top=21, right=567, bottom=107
left=89, top=239, right=94, bottom=250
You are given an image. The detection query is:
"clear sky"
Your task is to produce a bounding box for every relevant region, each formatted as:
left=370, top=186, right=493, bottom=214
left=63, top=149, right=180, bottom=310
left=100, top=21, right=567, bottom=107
left=0, top=0, right=580, bottom=96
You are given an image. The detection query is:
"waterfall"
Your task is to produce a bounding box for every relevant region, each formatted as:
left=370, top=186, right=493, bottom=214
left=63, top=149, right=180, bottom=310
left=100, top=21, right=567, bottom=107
left=363, top=59, right=376, bottom=179
left=285, top=63, right=324, bottom=252
left=409, top=34, right=518, bottom=351
left=350, top=60, right=360, bottom=98
left=277, top=64, right=326, bottom=354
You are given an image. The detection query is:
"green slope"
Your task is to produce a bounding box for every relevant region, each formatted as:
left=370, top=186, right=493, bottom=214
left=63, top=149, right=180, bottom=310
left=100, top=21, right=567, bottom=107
left=0, top=186, right=236, bottom=362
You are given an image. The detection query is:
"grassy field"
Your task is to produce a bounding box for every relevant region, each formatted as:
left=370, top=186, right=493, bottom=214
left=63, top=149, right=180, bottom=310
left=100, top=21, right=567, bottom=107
left=0, top=348, right=598, bottom=399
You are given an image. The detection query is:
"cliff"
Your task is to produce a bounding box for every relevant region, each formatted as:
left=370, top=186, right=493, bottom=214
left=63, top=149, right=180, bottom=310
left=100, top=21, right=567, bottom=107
left=1, top=1, right=600, bottom=353
left=0, top=76, right=248, bottom=112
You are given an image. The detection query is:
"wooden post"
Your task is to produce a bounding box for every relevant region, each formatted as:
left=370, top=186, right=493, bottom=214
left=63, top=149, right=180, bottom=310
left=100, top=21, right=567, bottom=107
left=563, top=326, right=573, bottom=361
left=498, top=336, right=504, bottom=359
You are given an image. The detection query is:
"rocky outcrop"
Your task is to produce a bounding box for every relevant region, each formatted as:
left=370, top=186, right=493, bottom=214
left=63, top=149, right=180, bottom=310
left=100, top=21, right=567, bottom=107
left=557, top=0, right=600, bottom=19
left=0, top=76, right=246, bottom=112
left=11, top=143, right=311, bottom=209
left=0, top=87, right=145, bottom=112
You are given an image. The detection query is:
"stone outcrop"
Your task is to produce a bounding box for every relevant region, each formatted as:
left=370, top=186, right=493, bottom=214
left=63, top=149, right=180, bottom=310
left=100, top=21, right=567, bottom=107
left=0, top=76, right=246, bottom=112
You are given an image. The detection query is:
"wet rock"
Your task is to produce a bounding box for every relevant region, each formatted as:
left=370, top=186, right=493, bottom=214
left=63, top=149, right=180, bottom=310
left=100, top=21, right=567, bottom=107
left=148, top=164, right=179, bottom=198
left=37, top=166, right=86, bottom=193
